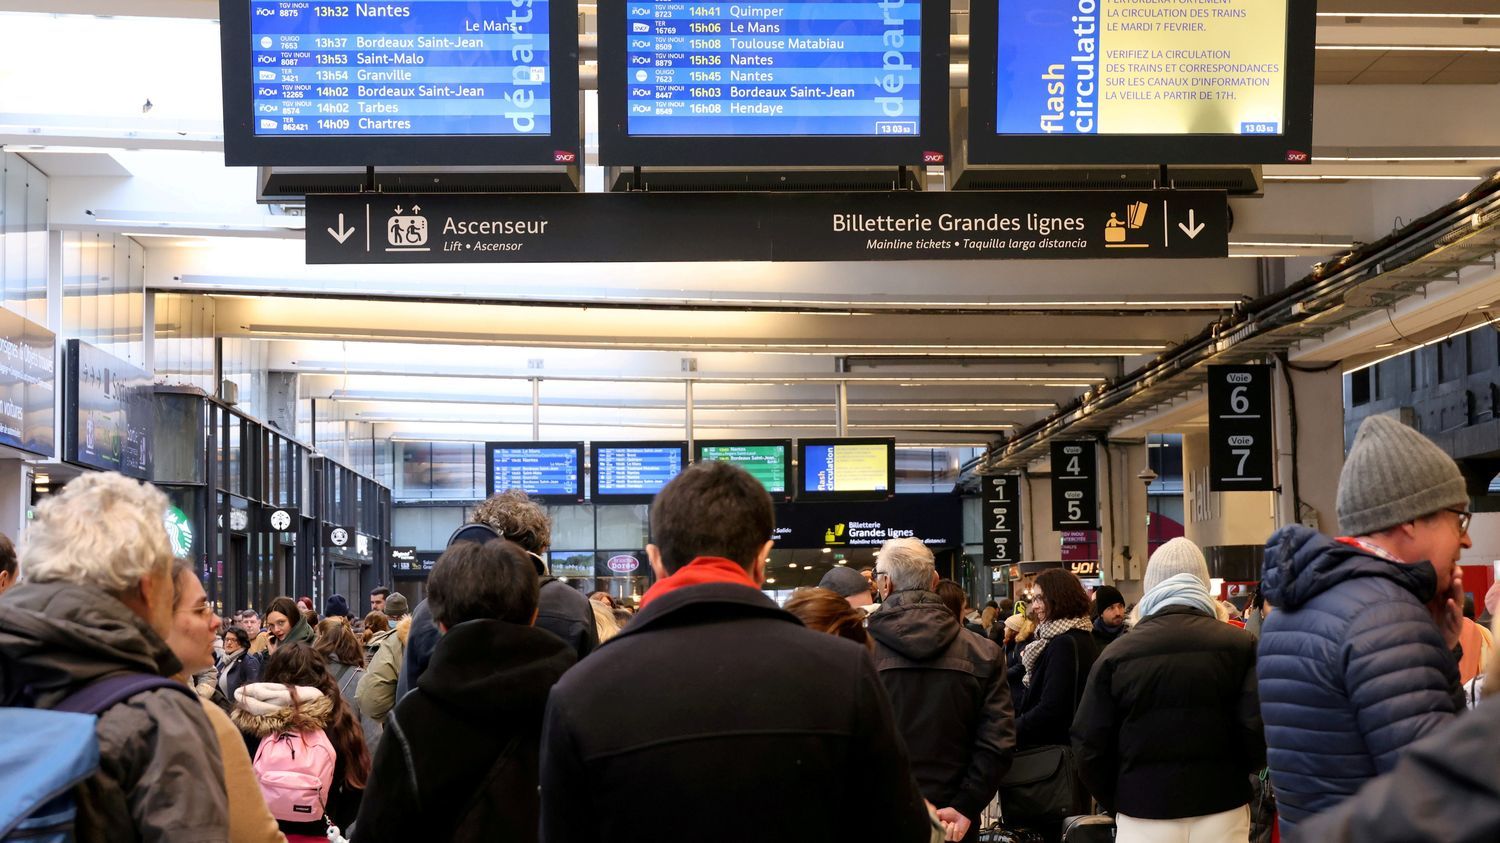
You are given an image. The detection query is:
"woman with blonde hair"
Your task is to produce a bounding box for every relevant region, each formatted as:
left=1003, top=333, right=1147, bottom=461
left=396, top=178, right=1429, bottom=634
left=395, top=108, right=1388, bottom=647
left=592, top=598, right=621, bottom=644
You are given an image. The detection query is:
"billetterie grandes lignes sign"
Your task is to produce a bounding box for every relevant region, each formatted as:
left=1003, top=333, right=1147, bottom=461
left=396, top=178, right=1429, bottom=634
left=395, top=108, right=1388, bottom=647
left=307, top=190, right=1228, bottom=263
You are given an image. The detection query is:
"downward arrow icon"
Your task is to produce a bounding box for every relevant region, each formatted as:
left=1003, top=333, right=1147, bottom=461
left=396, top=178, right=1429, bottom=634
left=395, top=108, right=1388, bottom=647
left=1178, top=209, right=1206, bottom=239
left=327, top=213, right=356, bottom=244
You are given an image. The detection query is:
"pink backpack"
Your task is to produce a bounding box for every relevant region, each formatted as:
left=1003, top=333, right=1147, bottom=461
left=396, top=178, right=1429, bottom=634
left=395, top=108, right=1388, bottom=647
left=252, top=730, right=337, bottom=823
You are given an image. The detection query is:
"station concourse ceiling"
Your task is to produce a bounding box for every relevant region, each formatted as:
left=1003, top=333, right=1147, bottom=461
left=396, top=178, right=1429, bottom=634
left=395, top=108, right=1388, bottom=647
left=2, top=0, right=1498, bottom=457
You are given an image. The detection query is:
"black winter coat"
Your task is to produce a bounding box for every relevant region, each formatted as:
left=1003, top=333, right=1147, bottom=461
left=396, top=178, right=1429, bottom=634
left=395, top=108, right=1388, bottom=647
left=1072, top=605, right=1265, bottom=819
left=398, top=577, right=596, bottom=698
left=867, top=590, right=1017, bottom=825
left=1258, top=526, right=1461, bottom=833
left=1292, top=694, right=1500, bottom=843
left=539, top=582, right=933, bottom=843
left=1015, top=628, right=1098, bottom=748
left=353, top=618, right=575, bottom=843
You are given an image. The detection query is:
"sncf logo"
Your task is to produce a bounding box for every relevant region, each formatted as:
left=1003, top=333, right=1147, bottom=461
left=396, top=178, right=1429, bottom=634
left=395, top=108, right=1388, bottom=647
left=1284, top=150, right=1309, bottom=163
left=922, top=151, right=945, bottom=164
left=554, top=150, right=578, bottom=164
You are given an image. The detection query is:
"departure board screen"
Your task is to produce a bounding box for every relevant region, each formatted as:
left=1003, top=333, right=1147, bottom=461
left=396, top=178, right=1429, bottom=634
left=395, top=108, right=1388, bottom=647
left=799, top=439, right=893, bottom=499
left=624, top=0, right=923, bottom=136
left=592, top=443, right=687, bottom=500
left=995, top=0, right=1289, bottom=137
left=697, top=440, right=790, bottom=497
left=487, top=443, right=583, bottom=500
left=247, top=0, right=551, bottom=137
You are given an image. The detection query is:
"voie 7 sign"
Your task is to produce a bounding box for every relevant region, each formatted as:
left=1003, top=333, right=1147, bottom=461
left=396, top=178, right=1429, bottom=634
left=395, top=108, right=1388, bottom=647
left=1207, top=364, right=1274, bottom=491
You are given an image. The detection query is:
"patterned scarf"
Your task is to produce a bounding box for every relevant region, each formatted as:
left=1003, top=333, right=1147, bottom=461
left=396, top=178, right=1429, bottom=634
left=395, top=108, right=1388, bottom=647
left=1020, top=616, right=1093, bottom=686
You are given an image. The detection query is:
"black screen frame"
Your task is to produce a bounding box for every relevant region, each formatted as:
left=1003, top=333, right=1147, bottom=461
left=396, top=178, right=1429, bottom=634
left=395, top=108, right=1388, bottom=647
left=795, top=437, right=896, bottom=502
left=597, top=0, right=952, bottom=166
left=589, top=440, right=689, bottom=504
left=64, top=339, right=152, bottom=480
left=966, top=0, right=1316, bottom=165
left=219, top=0, right=581, bottom=167
left=485, top=440, right=586, bottom=504
left=694, top=438, right=792, bottom=502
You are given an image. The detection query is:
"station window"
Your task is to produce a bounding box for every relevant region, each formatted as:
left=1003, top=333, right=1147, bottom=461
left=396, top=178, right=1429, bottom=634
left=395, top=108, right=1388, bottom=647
left=1348, top=369, right=1371, bottom=407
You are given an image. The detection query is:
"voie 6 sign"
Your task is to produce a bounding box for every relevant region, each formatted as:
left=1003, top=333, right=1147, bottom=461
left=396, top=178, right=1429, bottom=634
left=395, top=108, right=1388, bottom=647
left=1207, top=364, right=1274, bottom=491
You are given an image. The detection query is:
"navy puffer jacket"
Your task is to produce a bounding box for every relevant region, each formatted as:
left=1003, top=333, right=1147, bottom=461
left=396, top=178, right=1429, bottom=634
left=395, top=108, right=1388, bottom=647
left=1258, top=525, right=1461, bottom=834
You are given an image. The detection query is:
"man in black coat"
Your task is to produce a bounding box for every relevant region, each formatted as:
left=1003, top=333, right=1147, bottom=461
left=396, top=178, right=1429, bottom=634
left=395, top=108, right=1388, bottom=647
left=354, top=538, right=575, bottom=842
left=868, top=538, right=1015, bottom=843
left=539, top=461, right=935, bottom=843
left=398, top=489, right=597, bottom=698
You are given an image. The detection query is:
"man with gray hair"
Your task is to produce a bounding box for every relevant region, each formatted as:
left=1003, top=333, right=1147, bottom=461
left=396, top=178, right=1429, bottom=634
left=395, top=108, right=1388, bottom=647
left=868, top=537, right=1016, bottom=843
left=0, top=472, right=229, bottom=841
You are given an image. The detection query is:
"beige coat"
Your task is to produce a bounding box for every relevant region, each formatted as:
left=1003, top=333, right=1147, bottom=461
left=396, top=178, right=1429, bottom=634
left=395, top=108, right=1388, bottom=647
left=189, top=683, right=288, bottom=843
left=355, top=614, right=410, bottom=724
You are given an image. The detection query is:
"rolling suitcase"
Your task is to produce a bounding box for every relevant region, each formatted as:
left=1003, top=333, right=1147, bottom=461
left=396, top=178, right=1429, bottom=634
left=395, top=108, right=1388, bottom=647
left=1061, top=814, right=1116, bottom=842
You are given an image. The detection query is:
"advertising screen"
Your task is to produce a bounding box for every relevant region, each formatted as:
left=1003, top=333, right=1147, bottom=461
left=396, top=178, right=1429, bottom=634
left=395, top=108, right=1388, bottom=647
left=221, top=0, right=580, bottom=165
left=591, top=442, right=687, bottom=502
left=66, top=340, right=154, bottom=480
left=968, top=0, right=1314, bottom=163
left=598, top=0, right=950, bottom=165
left=487, top=442, right=584, bottom=501
left=0, top=310, right=55, bottom=458
left=696, top=440, right=790, bottom=499
left=798, top=438, right=894, bottom=500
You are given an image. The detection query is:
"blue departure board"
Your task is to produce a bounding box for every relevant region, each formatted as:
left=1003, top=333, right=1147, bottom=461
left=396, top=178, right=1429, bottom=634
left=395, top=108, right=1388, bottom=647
left=624, top=0, right=922, bottom=136
left=489, top=444, right=582, bottom=498
left=593, top=444, right=685, bottom=498
left=249, top=0, right=552, bottom=136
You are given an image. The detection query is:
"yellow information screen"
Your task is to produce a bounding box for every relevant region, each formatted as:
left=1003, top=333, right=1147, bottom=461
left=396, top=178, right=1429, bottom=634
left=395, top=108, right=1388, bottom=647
left=805, top=443, right=891, bottom=493
left=997, top=0, right=1290, bottom=137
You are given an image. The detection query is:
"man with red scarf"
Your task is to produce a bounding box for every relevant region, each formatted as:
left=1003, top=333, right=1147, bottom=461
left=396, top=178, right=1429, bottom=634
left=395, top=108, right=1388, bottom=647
left=539, top=460, right=934, bottom=842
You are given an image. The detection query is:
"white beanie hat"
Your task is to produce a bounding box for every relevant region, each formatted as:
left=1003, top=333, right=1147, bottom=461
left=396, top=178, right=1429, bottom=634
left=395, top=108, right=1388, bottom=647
left=1144, top=537, right=1210, bottom=593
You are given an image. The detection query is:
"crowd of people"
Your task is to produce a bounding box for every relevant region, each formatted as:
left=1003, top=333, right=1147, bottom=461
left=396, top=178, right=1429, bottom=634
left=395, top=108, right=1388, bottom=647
left=2, top=412, right=1500, bottom=842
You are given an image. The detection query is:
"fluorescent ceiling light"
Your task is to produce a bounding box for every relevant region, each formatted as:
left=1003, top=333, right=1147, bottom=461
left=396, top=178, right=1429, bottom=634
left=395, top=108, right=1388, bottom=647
left=1345, top=315, right=1500, bottom=375
left=1316, top=12, right=1500, bottom=19
left=1315, top=156, right=1500, bottom=163
left=1266, top=175, right=1483, bottom=182
left=1315, top=45, right=1500, bottom=52
left=1231, top=241, right=1355, bottom=249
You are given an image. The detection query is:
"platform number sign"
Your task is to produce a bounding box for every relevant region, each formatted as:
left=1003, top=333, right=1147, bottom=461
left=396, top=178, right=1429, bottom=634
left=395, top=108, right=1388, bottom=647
left=982, top=475, right=1022, bottom=566
left=1208, top=364, right=1274, bottom=491
left=1051, top=441, right=1099, bottom=530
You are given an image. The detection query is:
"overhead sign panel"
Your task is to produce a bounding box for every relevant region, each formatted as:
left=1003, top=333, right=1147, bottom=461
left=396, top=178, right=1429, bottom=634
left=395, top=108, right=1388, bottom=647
left=487, top=441, right=585, bottom=502
left=982, top=474, right=1021, bottom=566
left=591, top=441, right=687, bottom=503
left=307, top=190, right=1227, bottom=263
left=0, top=310, right=55, bottom=459
left=968, top=0, right=1316, bottom=163
left=598, top=0, right=951, bottom=165
left=1207, top=364, right=1275, bottom=491
left=1051, top=440, right=1098, bottom=530
left=220, top=0, right=580, bottom=166
left=65, top=340, right=154, bottom=480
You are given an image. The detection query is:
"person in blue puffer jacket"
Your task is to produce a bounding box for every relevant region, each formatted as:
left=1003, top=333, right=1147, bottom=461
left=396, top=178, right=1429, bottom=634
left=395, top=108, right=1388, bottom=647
left=1259, top=414, right=1469, bottom=838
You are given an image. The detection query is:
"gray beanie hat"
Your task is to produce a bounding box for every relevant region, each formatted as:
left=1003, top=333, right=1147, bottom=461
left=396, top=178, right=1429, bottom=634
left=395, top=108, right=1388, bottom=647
left=1337, top=415, right=1468, bottom=536
left=383, top=592, right=409, bottom=618
left=1144, top=537, right=1210, bottom=594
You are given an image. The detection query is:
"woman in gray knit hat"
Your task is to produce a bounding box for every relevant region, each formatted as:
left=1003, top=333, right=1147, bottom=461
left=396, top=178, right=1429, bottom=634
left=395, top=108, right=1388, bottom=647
left=1256, top=414, right=1470, bottom=837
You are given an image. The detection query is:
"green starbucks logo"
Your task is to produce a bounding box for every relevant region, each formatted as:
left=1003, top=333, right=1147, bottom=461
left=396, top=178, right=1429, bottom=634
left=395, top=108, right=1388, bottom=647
left=164, top=506, right=194, bottom=559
